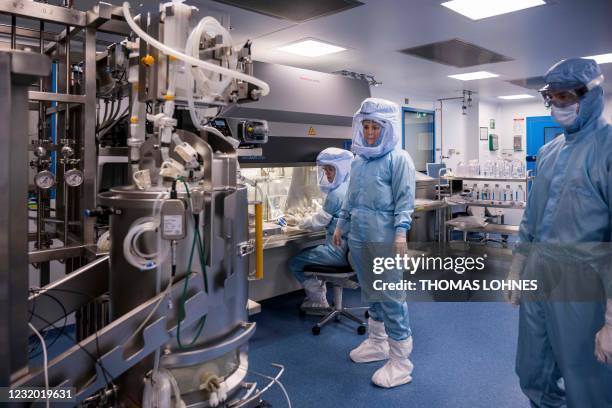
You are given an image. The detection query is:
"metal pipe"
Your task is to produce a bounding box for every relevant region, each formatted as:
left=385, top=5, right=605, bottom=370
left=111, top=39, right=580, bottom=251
left=63, top=23, right=71, bottom=248
left=10, top=15, right=15, bottom=49
left=255, top=202, right=263, bottom=279
left=63, top=162, right=69, bottom=246
left=39, top=21, right=45, bottom=140
left=37, top=20, right=47, bottom=283
left=65, top=25, right=71, bottom=139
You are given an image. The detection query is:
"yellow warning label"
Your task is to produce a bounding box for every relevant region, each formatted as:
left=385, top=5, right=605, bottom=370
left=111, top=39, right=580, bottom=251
left=308, top=127, right=317, bottom=136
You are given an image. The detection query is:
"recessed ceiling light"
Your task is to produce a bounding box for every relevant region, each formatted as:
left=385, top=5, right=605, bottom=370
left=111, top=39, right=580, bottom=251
left=277, top=39, right=346, bottom=57
left=441, top=0, right=546, bottom=20
left=448, top=71, right=499, bottom=81
left=584, top=53, right=612, bottom=65
left=498, top=94, right=535, bottom=100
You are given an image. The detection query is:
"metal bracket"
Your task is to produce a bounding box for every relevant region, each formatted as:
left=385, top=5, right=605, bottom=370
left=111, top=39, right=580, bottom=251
left=238, top=239, right=255, bottom=256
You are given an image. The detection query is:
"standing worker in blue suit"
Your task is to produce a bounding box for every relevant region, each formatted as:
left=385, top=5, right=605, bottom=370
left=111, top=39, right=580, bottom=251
left=333, top=98, right=416, bottom=388
left=288, top=148, right=353, bottom=310
left=509, top=58, right=612, bottom=407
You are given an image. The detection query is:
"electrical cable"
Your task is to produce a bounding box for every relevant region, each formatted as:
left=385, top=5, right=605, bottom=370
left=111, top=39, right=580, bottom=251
left=176, top=226, right=206, bottom=349
left=28, top=288, right=112, bottom=388
left=29, top=311, right=143, bottom=407
left=98, top=110, right=129, bottom=135
left=28, top=290, right=68, bottom=359
left=243, top=365, right=291, bottom=408
left=175, top=178, right=208, bottom=349
left=28, top=322, right=50, bottom=408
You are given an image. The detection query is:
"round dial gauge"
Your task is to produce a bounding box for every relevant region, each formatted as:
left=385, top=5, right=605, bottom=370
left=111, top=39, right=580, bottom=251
left=64, top=169, right=84, bottom=187
left=34, top=170, right=56, bottom=190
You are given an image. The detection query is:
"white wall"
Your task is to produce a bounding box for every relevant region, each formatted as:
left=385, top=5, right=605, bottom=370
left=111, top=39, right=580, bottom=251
left=478, top=99, right=548, bottom=164
left=434, top=97, right=479, bottom=170
left=369, top=85, right=435, bottom=112
left=480, top=95, right=612, bottom=164
left=475, top=95, right=612, bottom=225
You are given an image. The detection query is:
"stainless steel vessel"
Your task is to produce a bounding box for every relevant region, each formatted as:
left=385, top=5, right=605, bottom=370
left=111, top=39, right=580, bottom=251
left=99, top=130, right=253, bottom=406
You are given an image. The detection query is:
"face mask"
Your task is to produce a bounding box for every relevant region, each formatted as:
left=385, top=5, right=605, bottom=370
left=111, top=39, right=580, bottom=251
left=551, top=103, right=579, bottom=127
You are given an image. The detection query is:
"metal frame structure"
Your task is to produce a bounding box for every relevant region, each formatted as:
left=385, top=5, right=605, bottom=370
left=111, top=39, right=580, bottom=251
left=0, top=0, right=133, bottom=393
left=0, top=48, right=51, bottom=391
left=1, top=1, right=131, bottom=278
left=1, top=3, right=280, bottom=406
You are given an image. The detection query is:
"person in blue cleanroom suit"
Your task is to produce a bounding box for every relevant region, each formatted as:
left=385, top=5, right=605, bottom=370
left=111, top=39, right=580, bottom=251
left=508, top=58, right=612, bottom=407
left=287, top=148, right=353, bottom=310
left=332, top=97, right=416, bottom=388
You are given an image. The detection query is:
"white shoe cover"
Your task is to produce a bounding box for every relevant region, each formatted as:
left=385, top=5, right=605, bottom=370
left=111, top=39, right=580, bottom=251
left=301, top=279, right=329, bottom=309
left=372, top=337, right=414, bottom=388
left=350, top=318, right=389, bottom=363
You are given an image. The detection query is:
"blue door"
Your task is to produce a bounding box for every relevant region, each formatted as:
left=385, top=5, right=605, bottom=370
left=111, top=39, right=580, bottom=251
left=526, top=116, right=563, bottom=175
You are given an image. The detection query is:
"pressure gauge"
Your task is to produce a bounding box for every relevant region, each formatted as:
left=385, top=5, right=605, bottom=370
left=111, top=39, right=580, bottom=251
left=34, top=170, right=56, bottom=190
left=64, top=169, right=84, bottom=187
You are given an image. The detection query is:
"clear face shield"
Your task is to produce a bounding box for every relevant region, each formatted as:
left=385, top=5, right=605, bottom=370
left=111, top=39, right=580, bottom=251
left=317, top=163, right=338, bottom=193
left=360, top=119, right=385, bottom=147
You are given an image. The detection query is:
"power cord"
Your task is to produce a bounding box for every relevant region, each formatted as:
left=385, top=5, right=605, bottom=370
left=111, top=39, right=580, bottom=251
left=28, top=322, right=50, bottom=408
left=28, top=288, right=126, bottom=403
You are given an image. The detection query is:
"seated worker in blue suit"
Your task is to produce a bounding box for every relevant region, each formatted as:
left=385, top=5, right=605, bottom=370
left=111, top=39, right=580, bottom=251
left=287, top=148, right=353, bottom=311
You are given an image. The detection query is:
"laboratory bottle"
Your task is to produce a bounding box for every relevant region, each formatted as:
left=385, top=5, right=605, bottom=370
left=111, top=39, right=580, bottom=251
left=518, top=161, right=525, bottom=178
left=515, top=185, right=526, bottom=202
left=472, top=184, right=479, bottom=200
left=493, top=184, right=501, bottom=201
left=484, top=161, right=491, bottom=177
left=504, top=185, right=512, bottom=201
left=482, top=184, right=490, bottom=200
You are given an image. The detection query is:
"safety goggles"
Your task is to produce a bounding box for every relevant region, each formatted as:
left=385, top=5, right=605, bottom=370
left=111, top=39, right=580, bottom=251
left=539, top=73, right=604, bottom=108
left=540, top=89, right=583, bottom=108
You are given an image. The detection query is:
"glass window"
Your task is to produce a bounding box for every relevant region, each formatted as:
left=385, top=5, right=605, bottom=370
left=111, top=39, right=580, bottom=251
left=403, top=110, right=435, bottom=172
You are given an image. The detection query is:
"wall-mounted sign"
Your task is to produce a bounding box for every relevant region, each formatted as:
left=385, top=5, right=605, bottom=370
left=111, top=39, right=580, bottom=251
left=514, top=135, right=522, bottom=151
left=480, top=127, right=488, bottom=141
left=489, top=134, right=499, bottom=151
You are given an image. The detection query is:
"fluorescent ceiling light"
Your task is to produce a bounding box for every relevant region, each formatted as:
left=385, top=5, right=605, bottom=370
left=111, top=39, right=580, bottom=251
left=448, top=71, right=499, bottom=81
left=584, top=53, right=612, bottom=64
left=498, top=94, right=535, bottom=100
left=441, top=0, right=546, bottom=20
left=277, top=39, right=346, bottom=57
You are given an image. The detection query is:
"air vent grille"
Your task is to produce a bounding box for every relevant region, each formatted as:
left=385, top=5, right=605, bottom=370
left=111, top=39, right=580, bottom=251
left=399, top=38, right=513, bottom=68
left=211, top=0, right=364, bottom=23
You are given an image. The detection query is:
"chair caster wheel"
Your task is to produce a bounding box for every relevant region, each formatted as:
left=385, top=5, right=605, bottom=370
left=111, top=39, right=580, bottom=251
left=312, top=326, right=321, bottom=335
left=357, top=325, right=366, bottom=335
left=365, top=310, right=369, bottom=319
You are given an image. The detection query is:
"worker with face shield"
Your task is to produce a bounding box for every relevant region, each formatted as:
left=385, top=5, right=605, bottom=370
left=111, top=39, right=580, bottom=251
left=287, top=148, right=353, bottom=310
left=332, top=98, right=416, bottom=388
left=509, top=58, right=612, bottom=407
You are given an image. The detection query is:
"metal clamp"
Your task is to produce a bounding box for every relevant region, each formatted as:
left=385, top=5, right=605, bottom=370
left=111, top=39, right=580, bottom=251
left=238, top=239, right=255, bottom=256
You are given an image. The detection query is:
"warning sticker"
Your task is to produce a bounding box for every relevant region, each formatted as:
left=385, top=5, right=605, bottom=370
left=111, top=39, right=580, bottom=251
left=308, top=127, right=317, bottom=136
left=163, top=215, right=183, bottom=236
